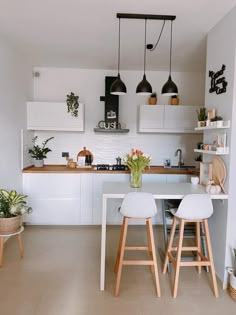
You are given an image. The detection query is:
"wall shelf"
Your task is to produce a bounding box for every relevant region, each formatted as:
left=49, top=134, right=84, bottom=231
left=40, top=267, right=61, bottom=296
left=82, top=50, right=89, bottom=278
left=194, top=120, right=230, bottom=131
left=194, top=149, right=229, bottom=155
left=94, top=128, right=129, bottom=133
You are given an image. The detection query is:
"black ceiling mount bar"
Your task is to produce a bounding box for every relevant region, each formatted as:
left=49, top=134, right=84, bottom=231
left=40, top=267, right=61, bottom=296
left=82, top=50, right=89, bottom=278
left=117, top=13, right=176, bottom=21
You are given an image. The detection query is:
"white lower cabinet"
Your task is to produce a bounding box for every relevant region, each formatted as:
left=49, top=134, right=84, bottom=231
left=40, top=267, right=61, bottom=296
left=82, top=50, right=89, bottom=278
left=23, top=173, right=191, bottom=225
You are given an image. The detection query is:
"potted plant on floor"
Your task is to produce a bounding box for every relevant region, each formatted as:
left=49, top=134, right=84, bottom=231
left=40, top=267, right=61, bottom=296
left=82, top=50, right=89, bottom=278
left=148, top=92, right=157, bottom=105
left=28, top=136, right=54, bottom=167
left=0, top=189, right=32, bottom=234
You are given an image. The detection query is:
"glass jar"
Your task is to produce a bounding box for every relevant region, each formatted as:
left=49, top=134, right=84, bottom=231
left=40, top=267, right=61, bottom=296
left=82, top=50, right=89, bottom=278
left=130, top=170, right=142, bottom=188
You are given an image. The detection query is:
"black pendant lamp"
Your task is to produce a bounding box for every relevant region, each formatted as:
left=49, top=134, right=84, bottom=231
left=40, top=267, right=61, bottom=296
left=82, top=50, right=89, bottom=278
left=136, top=19, right=152, bottom=95
left=110, top=18, right=127, bottom=95
left=161, top=20, right=178, bottom=95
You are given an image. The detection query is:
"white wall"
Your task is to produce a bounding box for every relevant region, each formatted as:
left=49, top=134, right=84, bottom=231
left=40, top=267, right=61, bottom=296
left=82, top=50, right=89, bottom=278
left=0, top=36, right=32, bottom=191
left=205, top=6, right=236, bottom=286
left=31, top=67, right=204, bottom=166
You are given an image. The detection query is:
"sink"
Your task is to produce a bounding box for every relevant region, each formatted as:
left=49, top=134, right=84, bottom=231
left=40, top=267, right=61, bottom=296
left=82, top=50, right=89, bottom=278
left=170, top=166, right=196, bottom=171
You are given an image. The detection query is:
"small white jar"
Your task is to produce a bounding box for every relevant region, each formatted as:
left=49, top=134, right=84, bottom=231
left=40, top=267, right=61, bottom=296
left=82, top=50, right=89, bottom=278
left=191, top=176, right=199, bottom=185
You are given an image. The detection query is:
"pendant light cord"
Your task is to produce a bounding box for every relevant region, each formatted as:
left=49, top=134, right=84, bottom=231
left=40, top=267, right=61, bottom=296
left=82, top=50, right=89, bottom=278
left=149, top=20, right=165, bottom=51
left=169, top=20, right=173, bottom=75
left=144, top=19, right=147, bottom=74
left=117, top=18, right=121, bottom=75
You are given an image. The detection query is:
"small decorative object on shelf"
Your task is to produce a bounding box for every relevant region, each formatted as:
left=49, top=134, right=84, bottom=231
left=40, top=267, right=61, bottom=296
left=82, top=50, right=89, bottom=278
left=170, top=95, right=179, bottom=105
left=148, top=92, right=157, bottom=105
left=209, top=64, right=228, bottom=94
left=28, top=136, right=54, bottom=167
left=66, top=92, right=79, bottom=117
left=196, top=107, right=207, bottom=127
left=123, top=149, right=151, bottom=188
left=0, top=189, right=32, bottom=234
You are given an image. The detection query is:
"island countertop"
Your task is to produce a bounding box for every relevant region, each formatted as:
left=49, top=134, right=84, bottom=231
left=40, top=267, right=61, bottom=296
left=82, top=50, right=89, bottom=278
left=22, top=165, right=199, bottom=175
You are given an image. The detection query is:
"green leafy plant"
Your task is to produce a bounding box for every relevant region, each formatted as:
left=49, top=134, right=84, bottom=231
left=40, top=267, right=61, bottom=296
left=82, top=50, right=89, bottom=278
left=66, top=92, right=79, bottom=117
left=0, top=189, right=32, bottom=218
left=150, top=92, right=157, bottom=98
left=196, top=107, right=207, bottom=121
left=28, top=136, right=54, bottom=160
left=171, top=94, right=179, bottom=99
left=123, top=149, right=151, bottom=172
left=216, top=116, right=223, bottom=121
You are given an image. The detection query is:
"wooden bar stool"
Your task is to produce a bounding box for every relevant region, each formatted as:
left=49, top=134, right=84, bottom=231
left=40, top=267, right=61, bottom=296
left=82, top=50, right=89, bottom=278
left=0, top=226, right=24, bottom=267
left=114, top=192, right=161, bottom=297
left=163, top=194, right=218, bottom=298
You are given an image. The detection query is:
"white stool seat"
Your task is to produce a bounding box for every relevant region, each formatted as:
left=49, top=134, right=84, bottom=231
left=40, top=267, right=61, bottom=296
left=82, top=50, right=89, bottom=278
left=120, top=192, right=157, bottom=218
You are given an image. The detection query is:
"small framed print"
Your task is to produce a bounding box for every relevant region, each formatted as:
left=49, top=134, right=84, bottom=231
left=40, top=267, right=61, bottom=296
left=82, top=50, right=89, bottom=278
left=207, top=109, right=216, bottom=120
left=200, top=162, right=213, bottom=185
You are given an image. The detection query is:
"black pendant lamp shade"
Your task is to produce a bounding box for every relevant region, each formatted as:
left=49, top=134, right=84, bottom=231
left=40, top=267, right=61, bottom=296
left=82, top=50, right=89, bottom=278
left=162, top=20, right=178, bottom=95
left=136, top=74, right=152, bottom=95
left=110, top=18, right=127, bottom=95
left=110, top=74, right=127, bottom=95
left=161, top=75, right=178, bottom=95
left=136, top=19, right=152, bottom=95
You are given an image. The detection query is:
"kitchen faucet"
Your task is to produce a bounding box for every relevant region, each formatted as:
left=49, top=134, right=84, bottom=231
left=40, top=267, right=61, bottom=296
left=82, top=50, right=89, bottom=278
left=175, top=149, right=184, bottom=168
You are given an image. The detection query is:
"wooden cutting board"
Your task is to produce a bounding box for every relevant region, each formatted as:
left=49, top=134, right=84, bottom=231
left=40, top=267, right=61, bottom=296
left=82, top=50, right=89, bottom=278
left=77, top=147, right=94, bottom=162
left=211, top=156, right=226, bottom=192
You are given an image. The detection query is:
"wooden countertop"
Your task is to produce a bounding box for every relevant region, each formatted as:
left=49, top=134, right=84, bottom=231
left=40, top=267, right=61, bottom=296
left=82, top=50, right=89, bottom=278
left=22, top=165, right=199, bottom=175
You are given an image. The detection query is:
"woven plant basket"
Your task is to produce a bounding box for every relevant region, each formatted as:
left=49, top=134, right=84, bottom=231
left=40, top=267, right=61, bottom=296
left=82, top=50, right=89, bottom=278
left=0, top=216, right=21, bottom=234
left=227, top=268, right=236, bottom=301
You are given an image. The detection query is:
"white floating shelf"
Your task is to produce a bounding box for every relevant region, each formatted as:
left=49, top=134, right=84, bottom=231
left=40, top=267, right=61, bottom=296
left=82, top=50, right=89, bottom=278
left=194, top=120, right=230, bottom=130
left=194, top=148, right=229, bottom=155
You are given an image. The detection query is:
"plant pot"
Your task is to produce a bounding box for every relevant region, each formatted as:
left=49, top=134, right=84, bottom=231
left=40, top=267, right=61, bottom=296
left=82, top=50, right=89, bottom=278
left=148, top=97, right=157, bottom=105
left=170, top=98, right=179, bottom=106
left=216, top=120, right=223, bottom=127
left=0, top=215, right=21, bottom=234
left=198, top=121, right=206, bottom=127
left=34, top=159, right=44, bottom=168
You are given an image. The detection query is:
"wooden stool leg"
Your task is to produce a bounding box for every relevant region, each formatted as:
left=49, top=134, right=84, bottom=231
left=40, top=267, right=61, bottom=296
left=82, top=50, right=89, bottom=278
left=0, top=237, right=4, bottom=267
left=17, top=233, right=24, bottom=258
left=114, top=217, right=125, bottom=273
left=196, top=222, right=201, bottom=274
left=147, top=218, right=161, bottom=297
left=202, top=219, right=219, bottom=297
left=173, top=219, right=185, bottom=298
left=163, top=217, right=177, bottom=274
left=115, top=217, right=128, bottom=296
left=146, top=219, right=154, bottom=273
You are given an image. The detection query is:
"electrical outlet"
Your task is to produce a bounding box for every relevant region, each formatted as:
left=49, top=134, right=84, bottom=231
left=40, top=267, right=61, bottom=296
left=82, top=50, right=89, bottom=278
left=62, top=152, right=69, bottom=158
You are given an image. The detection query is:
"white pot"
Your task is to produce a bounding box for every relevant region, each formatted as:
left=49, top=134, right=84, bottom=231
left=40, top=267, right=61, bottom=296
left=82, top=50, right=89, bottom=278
left=34, top=159, right=44, bottom=168
left=216, top=120, right=223, bottom=127
left=228, top=268, right=236, bottom=290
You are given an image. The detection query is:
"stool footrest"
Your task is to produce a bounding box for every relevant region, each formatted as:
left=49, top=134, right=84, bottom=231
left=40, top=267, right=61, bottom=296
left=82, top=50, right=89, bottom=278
left=123, top=260, right=154, bottom=266
left=124, top=246, right=149, bottom=251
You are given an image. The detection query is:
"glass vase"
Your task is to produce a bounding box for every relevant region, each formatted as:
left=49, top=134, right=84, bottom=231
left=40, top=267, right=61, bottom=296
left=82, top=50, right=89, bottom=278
left=130, top=170, right=142, bottom=188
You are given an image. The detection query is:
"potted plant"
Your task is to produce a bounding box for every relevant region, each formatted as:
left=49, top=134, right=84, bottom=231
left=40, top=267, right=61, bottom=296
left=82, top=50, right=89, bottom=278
left=170, top=95, right=179, bottom=105
left=0, top=189, right=32, bottom=234
left=194, top=154, right=202, bottom=169
left=148, top=92, right=157, bottom=105
left=197, top=107, right=207, bottom=127
left=66, top=92, right=79, bottom=117
left=28, top=136, right=54, bottom=167
left=216, top=116, right=223, bottom=127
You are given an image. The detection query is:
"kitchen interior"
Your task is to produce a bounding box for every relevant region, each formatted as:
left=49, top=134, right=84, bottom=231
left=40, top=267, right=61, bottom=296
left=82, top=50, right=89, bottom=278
left=1, top=2, right=236, bottom=314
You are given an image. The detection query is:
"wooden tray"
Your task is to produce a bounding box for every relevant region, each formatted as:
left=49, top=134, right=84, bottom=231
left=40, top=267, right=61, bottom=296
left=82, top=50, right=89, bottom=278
left=77, top=147, right=94, bottom=162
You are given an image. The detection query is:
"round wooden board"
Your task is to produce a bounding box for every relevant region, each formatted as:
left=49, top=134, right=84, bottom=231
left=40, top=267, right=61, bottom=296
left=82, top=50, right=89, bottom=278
left=211, top=156, right=226, bottom=185
left=77, top=148, right=94, bottom=162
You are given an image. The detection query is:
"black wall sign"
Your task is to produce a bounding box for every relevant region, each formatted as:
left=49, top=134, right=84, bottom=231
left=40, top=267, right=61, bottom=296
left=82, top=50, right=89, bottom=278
left=209, top=64, right=227, bottom=94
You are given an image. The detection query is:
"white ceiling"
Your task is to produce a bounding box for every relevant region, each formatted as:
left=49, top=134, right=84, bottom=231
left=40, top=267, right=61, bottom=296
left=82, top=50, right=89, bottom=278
left=0, top=0, right=235, bottom=72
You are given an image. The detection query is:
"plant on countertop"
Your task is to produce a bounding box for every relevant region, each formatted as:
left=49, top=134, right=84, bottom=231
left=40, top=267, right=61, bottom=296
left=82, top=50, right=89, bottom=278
left=28, top=136, right=54, bottom=160
left=66, top=92, right=79, bottom=117
left=197, top=107, right=207, bottom=121
left=0, top=189, right=32, bottom=218
left=194, top=154, right=202, bottom=162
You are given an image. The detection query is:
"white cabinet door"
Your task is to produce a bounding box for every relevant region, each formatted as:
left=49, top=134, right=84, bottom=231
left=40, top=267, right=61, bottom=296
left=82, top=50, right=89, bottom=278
left=23, top=174, right=81, bottom=225
left=164, top=105, right=199, bottom=131
left=27, top=102, right=84, bottom=131
left=80, top=174, right=93, bottom=224
left=138, top=105, right=164, bottom=132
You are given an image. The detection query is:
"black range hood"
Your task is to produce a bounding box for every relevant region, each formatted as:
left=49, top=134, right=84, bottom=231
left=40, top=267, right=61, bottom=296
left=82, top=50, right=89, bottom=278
left=94, top=76, right=129, bottom=133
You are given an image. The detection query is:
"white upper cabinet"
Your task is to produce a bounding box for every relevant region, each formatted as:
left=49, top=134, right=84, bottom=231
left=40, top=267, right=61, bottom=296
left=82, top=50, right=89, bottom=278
left=27, top=102, right=85, bottom=131
left=138, top=105, right=201, bottom=133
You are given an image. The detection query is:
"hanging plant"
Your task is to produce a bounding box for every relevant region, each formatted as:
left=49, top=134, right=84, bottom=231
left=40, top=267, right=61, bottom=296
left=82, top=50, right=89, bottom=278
left=66, top=92, right=79, bottom=117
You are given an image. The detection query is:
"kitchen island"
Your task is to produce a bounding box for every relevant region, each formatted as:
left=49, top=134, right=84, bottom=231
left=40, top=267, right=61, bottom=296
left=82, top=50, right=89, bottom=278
left=22, top=165, right=199, bottom=225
